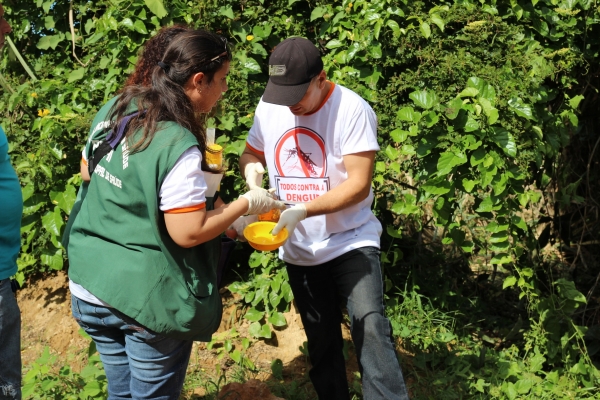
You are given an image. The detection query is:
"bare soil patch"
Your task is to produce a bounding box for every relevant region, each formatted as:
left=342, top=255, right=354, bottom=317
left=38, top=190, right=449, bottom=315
left=17, top=271, right=360, bottom=398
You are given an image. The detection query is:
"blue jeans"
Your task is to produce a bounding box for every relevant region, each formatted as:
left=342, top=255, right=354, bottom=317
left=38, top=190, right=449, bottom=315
left=287, top=247, right=409, bottom=400
left=0, top=279, right=21, bottom=400
left=71, top=296, right=193, bottom=399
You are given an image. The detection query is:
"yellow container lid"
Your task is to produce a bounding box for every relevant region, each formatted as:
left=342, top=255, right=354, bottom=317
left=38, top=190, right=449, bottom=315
left=206, top=144, right=223, bottom=167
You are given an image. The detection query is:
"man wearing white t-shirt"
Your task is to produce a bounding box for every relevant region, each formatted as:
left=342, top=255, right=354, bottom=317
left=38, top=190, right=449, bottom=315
left=239, top=37, right=409, bottom=400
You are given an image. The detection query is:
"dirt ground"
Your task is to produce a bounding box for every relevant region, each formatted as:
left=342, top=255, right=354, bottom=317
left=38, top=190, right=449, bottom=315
left=17, top=271, right=360, bottom=398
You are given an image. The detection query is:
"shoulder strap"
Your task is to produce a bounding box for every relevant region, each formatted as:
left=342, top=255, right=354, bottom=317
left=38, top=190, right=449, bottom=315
left=88, top=111, right=143, bottom=176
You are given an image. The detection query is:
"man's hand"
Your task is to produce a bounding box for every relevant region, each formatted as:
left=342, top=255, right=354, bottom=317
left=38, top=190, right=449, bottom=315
left=272, top=204, right=307, bottom=236
left=240, top=189, right=286, bottom=215
left=228, top=215, right=258, bottom=241
left=244, top=162, right=265, bottom=190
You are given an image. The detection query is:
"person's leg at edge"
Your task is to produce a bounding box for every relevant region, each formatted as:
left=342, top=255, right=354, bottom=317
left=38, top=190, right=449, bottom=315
left=72, top=295, right=132, bottom=399
left=332, top=247, right=410, bottom=400
left=286, top=262, right=351, bottom=400
left=0, top=279, right=22, bottom=400
left=126, top=325, right=193, bottom=399
left=72, top=296, right=193, bottom=400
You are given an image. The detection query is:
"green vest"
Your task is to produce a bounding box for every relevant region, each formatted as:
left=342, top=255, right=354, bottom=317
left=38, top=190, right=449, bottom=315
left=68, top=112, right=222, bottom=342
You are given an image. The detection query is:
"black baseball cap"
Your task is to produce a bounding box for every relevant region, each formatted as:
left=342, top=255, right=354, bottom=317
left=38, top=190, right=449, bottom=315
left=262, top=37, right=324, bottom=106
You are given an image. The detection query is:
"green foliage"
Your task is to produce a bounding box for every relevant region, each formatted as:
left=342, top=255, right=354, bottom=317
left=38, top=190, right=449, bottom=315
left=22, top=343, right=108, bottom=399
left=228, top=252, right=293, bottom=339
left=206, top=327, right=257, bottom=371
left=3, top=0, right=600, bottom=398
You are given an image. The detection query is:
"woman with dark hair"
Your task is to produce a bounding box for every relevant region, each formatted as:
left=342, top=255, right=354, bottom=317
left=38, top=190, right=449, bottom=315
left=63, top=25, right=193, bottom=250
left=123, top=25, right=190, bottom=88
left=66, top=30, right=285, bottom=399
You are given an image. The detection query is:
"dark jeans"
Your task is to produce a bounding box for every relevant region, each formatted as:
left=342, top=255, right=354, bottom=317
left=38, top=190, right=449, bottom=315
left=0, top=278, right=21, bottom=400
left=286, top=247, right=409, bottom=400
left=71, top=296, right=193, bottom=399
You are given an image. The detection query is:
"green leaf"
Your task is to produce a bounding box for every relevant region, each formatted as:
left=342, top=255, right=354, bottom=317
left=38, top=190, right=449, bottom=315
left=259, top=323, right=272, bottom=338
left=144, top=0, right=168, bottom=18
left=243, top=58, right=262, bottom=75
left=391, top=196, right=421, bottom=214
left=386, top=225, right=402, bottom=238
left=369, top=43, right=383, bottom=59
left=569, top=95, right=584, bottom=109
left=390, top=129, right=409, bottom=143
left=459, top=87, right=479, bottom=98
left=325, top=39, right=344, bottom=49
left=476, top=196, right=494, bottom=212
left=121, top=18, right=135, bottom=31
left=384, top=145, right=399, bottom=161
left=42, top=207, right=63, bottom=237
left=514, top=379, right=533, bottom=394
left=37, top=34, right=63, bottom=50
left=490, top=127, right=517, bottom=157
left=248, top=322, right=262, bottom=337
left=22, top=183, right=34, bottom=202
left=310, top=6, right=327, bottom=21
left=486, top=222, right=508, bottom=233
left=422, top=111, right=439, bottom=127
left=268, top=311, right=287, bottom=327
left=218, top=5, right=235, bottom=19
left=387, top=20, right=401, bottom=36
left=464, top=116, right=480, bottom=132
left=437, top=151, right=467, bottom=176
left=491, top=253, right=512, bottom=265
left=555, top=279, right=586, bottom=303
left=244, top=307, right=264, bottom=322
left=50, top=185, right=76, bottom=215
left=44, top=16, right=55, bottom=30
left=430, top=13, right=445, bottom=32
left=396, top=107, right=421, bottom=122
left=420, top=22, right=431, bottom=38
left=503, top=276, right=517, bottom=289
left=409, top=90, right=439, bottom=109
left=490, top=231, right=508, bottom=243
left=511, top=216, right=527, bottom=231
left=41, top=247, right=63, bottom=270
left=462, top=179, right=476, bottom=192
left=444, top=98, right=463, bottom=120
left=422, top=178, right=452, bottom=195
left=508, top=97, right=535, bottom=120
left=230, top=349, right=241, bottom=364
left=467, top=77, right=496, bottom=101
left=68, top=68, right=86, bottom=83
left=133, top=20, right=148, bottom=34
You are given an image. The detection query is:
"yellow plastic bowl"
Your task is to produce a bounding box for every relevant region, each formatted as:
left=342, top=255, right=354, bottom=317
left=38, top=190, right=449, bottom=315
left=243, top=221, right=288, bottom=251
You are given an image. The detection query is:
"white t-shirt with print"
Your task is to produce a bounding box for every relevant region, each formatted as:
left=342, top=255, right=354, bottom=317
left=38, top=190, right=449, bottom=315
left=247, top=83, right=382, bottom=266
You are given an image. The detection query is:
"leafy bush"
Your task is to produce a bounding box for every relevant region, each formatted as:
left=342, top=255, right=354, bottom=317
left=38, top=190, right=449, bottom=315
left=3, top=0, right=600, bottom=398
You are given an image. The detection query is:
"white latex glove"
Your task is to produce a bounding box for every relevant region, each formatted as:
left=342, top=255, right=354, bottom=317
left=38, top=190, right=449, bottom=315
left=272, top=204, right=307, bottom=236
left=239, top=189, right=286, bottom=215
left=244, top=162, right=265, bottom=190
left=229, top=215, right=258, bottom=242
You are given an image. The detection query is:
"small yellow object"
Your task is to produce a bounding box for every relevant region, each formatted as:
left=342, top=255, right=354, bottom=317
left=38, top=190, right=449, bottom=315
left=38, top=109, right=50, bottom=117
left=31, top=92, right=38, bottom=98
left=205, top=144, right=223, bottom=168
left=246, top=35, right=254, bottom=41
left=244, top=222, right=288, bottom=251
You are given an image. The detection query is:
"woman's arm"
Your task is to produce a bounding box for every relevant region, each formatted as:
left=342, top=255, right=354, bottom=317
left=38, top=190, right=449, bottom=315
left=164, top=196, right=249, bottom=248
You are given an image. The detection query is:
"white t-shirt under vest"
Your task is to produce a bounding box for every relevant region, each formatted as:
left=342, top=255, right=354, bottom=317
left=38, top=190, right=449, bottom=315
left=246, top=83, right=382, bottom=266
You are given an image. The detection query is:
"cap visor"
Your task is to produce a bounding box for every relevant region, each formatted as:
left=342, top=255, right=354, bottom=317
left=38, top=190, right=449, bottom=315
left=261, top=80, right=311, bottom=106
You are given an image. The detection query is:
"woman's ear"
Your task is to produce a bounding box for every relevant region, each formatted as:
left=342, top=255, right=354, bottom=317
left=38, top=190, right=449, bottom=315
left=193, top=72, right=206, bottom=89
